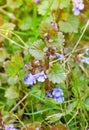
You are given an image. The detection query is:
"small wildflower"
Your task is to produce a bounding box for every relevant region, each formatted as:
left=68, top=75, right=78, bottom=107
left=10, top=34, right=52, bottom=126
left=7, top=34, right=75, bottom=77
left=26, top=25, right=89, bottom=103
left=46, top=88, right=64, bottom=103
left=24, top=71, right=47, bottom=85
left=73, top=8, right=80, bottom=15
left=52, top=88, right=63, bottom=97
left=52, top=88, right=64, bottom=103
left=24, top=73, right=37, bottom=85
left=49, top=55, right=56, bottom=59
left=85, top=48, right=89, bottom=55
left=36, top=71, right=47, bottom=82
left=24, top=64, right=29, bottom=70
left=56, top=53, right=63, bottom=59
left=46, top=91, right=52, bottom=98
left=54, top=96, right=64, bottom=103
left=34, top=60, right=40, bottom=66
left=51, top=22, right=58, bottom=30
left=84, top=58, right=89, bottom=65
left=33, top=0, right=40, bottom=3
left=72, top=0, right=84, bottom=16
left=5, top=124, right=16, bottom=130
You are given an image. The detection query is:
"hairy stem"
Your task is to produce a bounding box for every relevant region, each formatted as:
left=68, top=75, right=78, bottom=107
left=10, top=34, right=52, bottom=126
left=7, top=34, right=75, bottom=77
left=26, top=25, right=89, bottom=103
left=45, top=49, right=52, bottom=91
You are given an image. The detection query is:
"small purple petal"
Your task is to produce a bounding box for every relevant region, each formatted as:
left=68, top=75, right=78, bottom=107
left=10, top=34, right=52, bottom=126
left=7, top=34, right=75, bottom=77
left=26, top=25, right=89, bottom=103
left=24, top=64, right=29, bottom=70
left=56, top=53, right=63, bottom=59
left=84, top=58, right=89, bottom=65
left=52, top=88, right=63, bottom=97
left=54, top=96, right=64, bottom=103
left=33, top=0, right=40, bottom=3
left=85, top=48, right=89, bottom=55
left=78, top=3, right=84, bottom=10
left=46, top=87, right=64, bottom=103
left=24, top=73, right=36, bottom=85
left=72, top=0, right=84, bottom=15
left=36, top=71, right=47, bottom=82
left=46, top=91, right=53, bottom=98
left=72, top=7, right=80, bottom=16
left=5, top=124, right=16, bottom=130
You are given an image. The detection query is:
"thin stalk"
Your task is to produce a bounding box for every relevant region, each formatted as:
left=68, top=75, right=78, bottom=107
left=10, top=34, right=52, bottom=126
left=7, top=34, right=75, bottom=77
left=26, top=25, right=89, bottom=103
left=0, top=29, right=29, bottom=48
left=45, top=49, right=52, bottom=91
left=0, top=33, right=27, bottom=49
left=64, top=20, right=89, bottom=64
left=10, top=92, right=30, bottom=112
left=10, top=31, right=29, bottom=48
left=12, top=114, right=26, bottom=129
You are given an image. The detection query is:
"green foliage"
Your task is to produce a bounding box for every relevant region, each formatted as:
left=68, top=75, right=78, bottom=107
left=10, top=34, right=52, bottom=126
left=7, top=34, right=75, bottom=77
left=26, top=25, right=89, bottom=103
left=59, top=0, right=70, bottom=9
left=59, top=16, right=79, bottom=33
left=0, top=0, right=89, bottom=129
left=19, top=16, right=32, bottom=31
left=6, top=55, right=23, bottom=76
left=85, top=96, right=89, bottom=111
left=47, top=63, right=66, bottom=84
left=0, top=23, right=15, bottom=36
left=38, top=0, right=49, bottom=15
left=0, top=48, right=7, bottom=62
left=29, top=40, right=46, bottom=60
left=6, top=0, right=23, bottom=9
left=5, top=87, right=19, bottom=99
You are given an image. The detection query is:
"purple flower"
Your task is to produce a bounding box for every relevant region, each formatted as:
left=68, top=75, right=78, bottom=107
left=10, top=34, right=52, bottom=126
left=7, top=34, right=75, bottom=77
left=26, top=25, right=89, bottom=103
left=36, top=71, right=47, bottom=82
left=85, top=48, right=89, bottom=55
left=46, top=87, right=64, bottom=103
left=72, top=7, right=80, bottom=15
left=84, top=58, right=89, bottom=65
left=52, top=88, right=64, bottom=103
left=54, top=96, right=64, bottom=103
left=72, top=0, right=84, bottom=16
left=52, top=88, right=63, bottom=97
left=24, top=73, right=37, bottom=85
left=56, top=53, right=63, bottom=60
left=24, top=64, right=29, bottom=70
left=51, top=22, right=58, bottom=30
left=46, top=91, right=52, bottom=98
left=5, top=124, right=16, bottom=130
left=24, top=71, right=47, bottom=85
left=33, top=0, right=40, bottom=3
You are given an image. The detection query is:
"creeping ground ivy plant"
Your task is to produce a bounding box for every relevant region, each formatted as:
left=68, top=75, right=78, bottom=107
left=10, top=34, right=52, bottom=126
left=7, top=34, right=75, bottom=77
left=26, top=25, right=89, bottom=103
left=0, top=0, right=89, bottom=129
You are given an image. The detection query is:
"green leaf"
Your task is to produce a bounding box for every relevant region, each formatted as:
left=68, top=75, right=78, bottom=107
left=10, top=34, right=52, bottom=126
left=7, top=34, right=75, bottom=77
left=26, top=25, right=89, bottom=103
left=7, top=77, right=18, bottom=85
left=6, top=55, right=23, bottom=76
left=85, top=96, right=89, bottom=111
left=51, top=32, right=65, bottom=46
left=6, top=0, right=23, bottom=9
left=19, top=17, right=32, bottom=31
left=38, top=0, right=49, bottom=15
left=59, top=16, right=79, bottom=33
left=39, top=22, right=58, bottom=40
left=5, top=87, right=19, bottom=99
left=29, top=40, right=46, bottom=60
left=47, top=63, right=66, bottom=84
left=51, top=0, right=70, bottom=10
left=0, top=23, right=15, bottom=36
left=0, top=48, right=7, bottom=62
left=59, top=0, right=70, bottom=9
left=1, top=23, right=15, bottom=31
left=6, top=99, right=16, bottom=107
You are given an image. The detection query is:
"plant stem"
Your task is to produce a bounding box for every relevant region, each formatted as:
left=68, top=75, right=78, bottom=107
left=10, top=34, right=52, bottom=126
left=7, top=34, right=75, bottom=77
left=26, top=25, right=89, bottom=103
left=10, top=31, right=29, bottom=48
left=64, top=20, right=89, bottom=64
left=10, top=92, right=30, bottom=112
left=0, top=32, right=27, bottom=49
left=45, top=49, right=52, bottom=91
